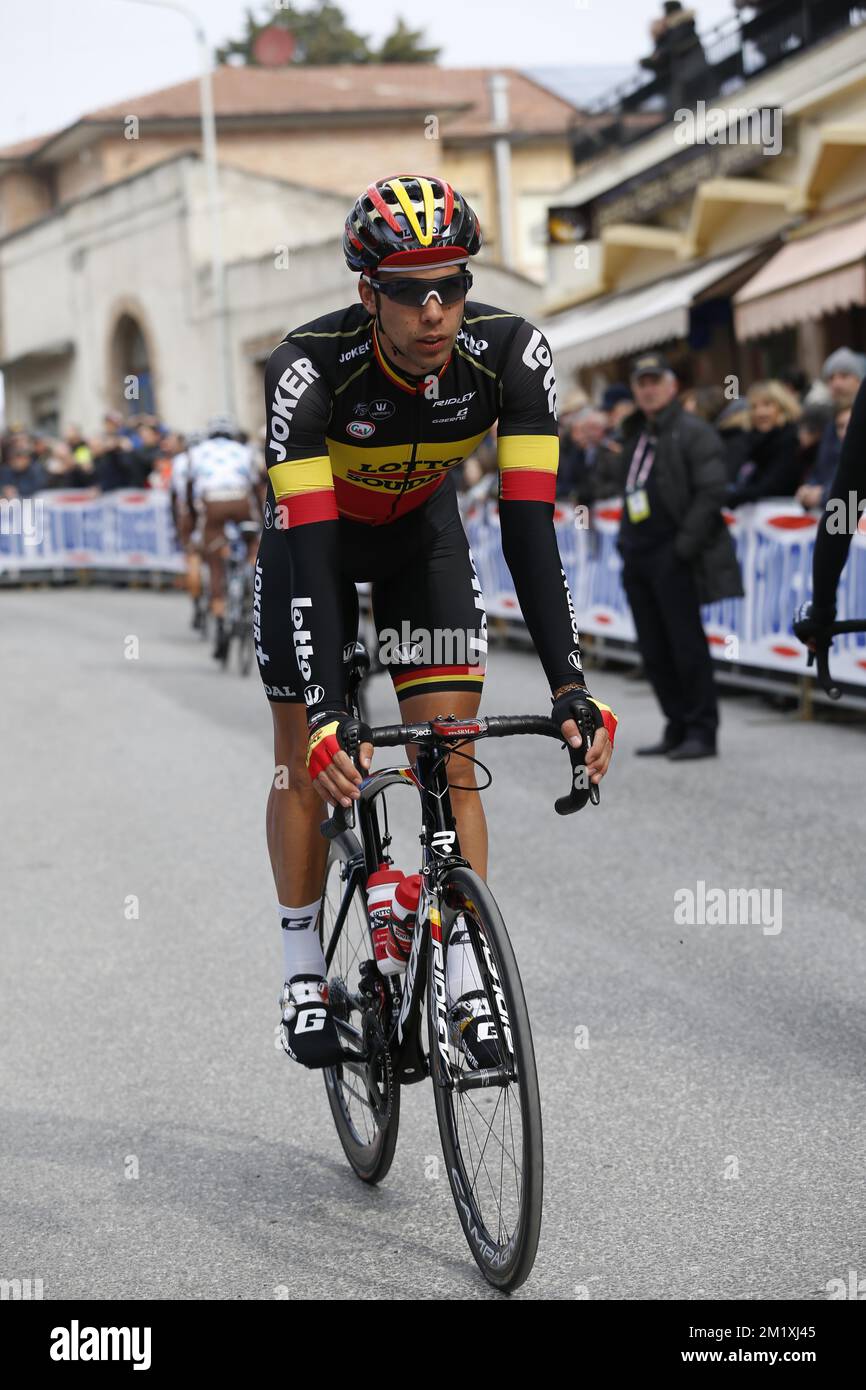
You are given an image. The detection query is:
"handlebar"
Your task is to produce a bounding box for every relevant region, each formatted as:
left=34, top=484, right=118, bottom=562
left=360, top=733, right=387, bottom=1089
left=804, top=619, right=866, bottom=700
left=337, top=712, right=601, bottom=819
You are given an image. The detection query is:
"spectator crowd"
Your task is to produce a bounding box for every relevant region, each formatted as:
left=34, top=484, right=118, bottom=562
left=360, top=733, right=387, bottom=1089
left=5, top=345, right=863, bottom=516
left=545, top=346, right=865, bottom=516
left=0, top=413, right=236, bottom=501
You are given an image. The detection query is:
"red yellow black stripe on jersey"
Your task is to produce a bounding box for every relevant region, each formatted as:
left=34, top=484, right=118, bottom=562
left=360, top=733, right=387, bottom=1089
left=267, top=433, right=558, bottom=527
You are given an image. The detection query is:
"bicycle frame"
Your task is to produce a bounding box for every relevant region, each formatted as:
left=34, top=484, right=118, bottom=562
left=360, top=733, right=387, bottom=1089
left=321, top=645, right=595, bottom=1093
left=323, top=740, right=469, bottom=1088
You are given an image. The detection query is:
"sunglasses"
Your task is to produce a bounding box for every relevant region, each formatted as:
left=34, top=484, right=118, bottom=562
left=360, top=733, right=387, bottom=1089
left=367, top=270, right=473, bottom=307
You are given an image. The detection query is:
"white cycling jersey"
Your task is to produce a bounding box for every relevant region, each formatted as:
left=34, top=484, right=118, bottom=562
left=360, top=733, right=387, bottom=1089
left=189, top=438, right=256, bottom=502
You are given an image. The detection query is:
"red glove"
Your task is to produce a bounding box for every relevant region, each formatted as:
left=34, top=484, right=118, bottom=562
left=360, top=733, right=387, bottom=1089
left=305, top=714, right=345, bottom=782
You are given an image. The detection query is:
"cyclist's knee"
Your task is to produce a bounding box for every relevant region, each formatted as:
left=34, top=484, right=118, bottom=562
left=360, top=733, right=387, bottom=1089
left=271, top=702, right=317, bottom=800
left=448, top=763, right=480, bottom=801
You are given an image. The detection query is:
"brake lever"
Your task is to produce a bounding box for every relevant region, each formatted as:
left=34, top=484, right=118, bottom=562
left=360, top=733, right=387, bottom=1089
left=554, top=709, right=599, bottom=816
left=813, top=642, right=841, bottom=700
left=321, top=719, right=364, bottom=839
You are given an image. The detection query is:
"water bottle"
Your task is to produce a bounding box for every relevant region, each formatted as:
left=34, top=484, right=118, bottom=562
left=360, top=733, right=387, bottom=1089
left=386, top=874, right=422, bottom=971
left=366, top=865, right=405, bottom=976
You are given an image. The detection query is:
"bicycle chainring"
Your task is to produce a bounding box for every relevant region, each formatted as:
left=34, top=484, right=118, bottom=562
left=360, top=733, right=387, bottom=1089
left=362, top=1007, right=394, bottom=1129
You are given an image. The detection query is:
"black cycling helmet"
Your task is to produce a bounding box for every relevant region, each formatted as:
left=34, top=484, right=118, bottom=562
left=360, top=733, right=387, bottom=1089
left=343, top=174, right=482, bottom=273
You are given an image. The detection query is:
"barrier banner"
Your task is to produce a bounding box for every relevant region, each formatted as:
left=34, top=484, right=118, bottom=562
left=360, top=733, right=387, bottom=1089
left=462, top=496, right=866, bottom=689
left=0, top=489, right=183, bottom=575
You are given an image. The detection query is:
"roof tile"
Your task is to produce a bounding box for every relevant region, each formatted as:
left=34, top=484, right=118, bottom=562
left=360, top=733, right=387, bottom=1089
left=0, top=65, right=581, bottom=162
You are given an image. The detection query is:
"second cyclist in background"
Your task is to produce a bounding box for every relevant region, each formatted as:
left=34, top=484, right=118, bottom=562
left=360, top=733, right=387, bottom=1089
left=188, top=416, right=263, bottom=660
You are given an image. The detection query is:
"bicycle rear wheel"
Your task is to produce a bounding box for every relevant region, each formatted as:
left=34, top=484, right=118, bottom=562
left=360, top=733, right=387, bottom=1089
left=429, top=867, right=543, bottom=1291
left=320, top=847, right=400, bottom=1184
left=238, top=625, right=254, bottom=676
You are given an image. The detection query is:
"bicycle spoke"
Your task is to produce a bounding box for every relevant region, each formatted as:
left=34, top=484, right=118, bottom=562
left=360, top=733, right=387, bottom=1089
left=339, top=1077, right=373, bottom=1110
left=462, top=1088, right=522, bottom=1198
left=449, top=1081, right=523, bottom=1250
left=462, top=1083, right=523, bottom=1178
left=439, top=898, right=534, bottom=1260
left=320, top=852, right=397, bottom=1167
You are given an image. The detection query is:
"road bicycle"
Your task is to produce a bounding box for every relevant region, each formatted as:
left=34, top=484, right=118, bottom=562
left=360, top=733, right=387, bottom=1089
left=217, top=519, right=260, bottom=674
left=315, top=642, right=600, bottom=1291
left=190, top=533, right=210, bottom=640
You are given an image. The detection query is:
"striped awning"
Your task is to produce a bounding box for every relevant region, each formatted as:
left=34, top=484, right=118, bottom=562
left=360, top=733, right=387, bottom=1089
left=734, top=214, right=866, bottom=340
left=544, top=249, right=761, bottom=371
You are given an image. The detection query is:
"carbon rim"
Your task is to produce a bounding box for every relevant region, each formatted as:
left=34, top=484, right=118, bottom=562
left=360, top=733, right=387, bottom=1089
left=321, top=855, right=394, bottom=1155
left=431, top=879, right=541, bottom=1284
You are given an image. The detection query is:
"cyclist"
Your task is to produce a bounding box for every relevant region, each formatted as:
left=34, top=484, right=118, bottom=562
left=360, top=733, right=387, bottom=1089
left=256, top=174, right=618, bottom=1068
left=188, top=416, right=260, bottom=659
left=794, top=374, right=866, bottom=651
left=168, top=437, right=204, bottom=627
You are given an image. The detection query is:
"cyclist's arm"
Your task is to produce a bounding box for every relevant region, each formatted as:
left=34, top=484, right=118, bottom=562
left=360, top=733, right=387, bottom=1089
left=811, top=375, right=866, bottom=619
left=497, top=321, right=586, bottom=695
left=185, top=450, right=198, bottom=521
left=264, top=339, right=345, bottom=715
left=169, top=451, right=186, bottom=530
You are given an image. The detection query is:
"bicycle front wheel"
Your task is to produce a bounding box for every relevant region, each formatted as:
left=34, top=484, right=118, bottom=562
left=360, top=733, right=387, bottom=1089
left=320, top=847, right=400, bottom=1184
left=428, top=867, right=543, bottom=1291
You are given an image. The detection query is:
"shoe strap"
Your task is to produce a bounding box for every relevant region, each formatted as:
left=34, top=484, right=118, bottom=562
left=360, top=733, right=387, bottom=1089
left=287, top=976, right=326, bottom=1006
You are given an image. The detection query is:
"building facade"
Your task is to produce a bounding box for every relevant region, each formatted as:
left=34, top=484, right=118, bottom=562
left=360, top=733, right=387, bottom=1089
left=541, top=6, right=866, bottom=396
left=0, top=64, right=577, bottom=432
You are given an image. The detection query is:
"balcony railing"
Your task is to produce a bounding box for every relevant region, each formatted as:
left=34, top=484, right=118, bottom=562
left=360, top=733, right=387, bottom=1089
left=571, top=0, right=865, bottom=165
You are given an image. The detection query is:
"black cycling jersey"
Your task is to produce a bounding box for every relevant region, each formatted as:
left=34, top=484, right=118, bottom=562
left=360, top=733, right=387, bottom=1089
left=812, top=374, right=866, bottom=618
left=260, top=299, right=585, bottom=717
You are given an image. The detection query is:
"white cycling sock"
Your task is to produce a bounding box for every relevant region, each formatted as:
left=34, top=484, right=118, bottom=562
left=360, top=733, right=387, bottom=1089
left=279, top=901, right=325, bottom=982
left=446, top=915, right=484, bottom=1003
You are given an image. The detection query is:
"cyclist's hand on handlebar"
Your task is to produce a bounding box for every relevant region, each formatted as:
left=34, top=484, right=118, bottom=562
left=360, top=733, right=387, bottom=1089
left=552, top=687, right=617, bottom=785
left=792, top=600, right=837, bottom=653
left=305, top=712, right=373, bottom=807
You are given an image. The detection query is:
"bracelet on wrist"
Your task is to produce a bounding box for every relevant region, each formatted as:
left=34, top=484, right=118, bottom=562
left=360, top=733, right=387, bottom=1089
left=552, top=681, right=588, bottom=701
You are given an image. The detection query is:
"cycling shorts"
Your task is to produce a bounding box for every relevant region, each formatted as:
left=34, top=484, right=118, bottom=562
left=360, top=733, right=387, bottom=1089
left=254, top=475, right=487, bottom=707
left=202, top=496, right=255, bottom=553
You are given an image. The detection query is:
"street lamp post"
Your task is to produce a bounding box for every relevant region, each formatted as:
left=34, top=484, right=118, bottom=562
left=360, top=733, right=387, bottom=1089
left=115, top=0, right=234, bottom=418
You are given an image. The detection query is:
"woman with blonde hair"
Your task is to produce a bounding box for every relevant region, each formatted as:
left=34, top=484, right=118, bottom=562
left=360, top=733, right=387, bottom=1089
left=726, top=379, right=803, bottom=507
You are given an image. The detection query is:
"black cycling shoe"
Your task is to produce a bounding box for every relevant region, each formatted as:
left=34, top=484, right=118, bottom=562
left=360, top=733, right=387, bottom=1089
left=449, top=989, right=501, bottom=1070
left=279, top=975, right=345, bottom=1069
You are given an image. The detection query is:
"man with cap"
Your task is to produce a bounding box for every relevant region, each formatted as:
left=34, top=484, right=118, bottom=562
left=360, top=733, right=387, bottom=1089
left=796, top=348, right=866, bottom=510
left=617, top=353, right=743, bottom=760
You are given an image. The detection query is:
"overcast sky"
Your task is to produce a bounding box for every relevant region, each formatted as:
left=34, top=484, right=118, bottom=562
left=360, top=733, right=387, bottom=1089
left=2, top=0, right=737, bottom=146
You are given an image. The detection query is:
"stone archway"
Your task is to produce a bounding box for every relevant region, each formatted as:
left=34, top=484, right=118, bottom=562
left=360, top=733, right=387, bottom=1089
left=106, top=304, right=157, bottom=416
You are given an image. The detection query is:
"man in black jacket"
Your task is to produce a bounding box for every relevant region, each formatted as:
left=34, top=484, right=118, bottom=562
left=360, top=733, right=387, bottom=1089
left=618, top=354, right=744, bottom=760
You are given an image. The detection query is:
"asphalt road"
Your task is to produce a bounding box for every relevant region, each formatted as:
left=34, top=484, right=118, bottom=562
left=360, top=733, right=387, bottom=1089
left=2, top=586, right=865, bottom=1301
